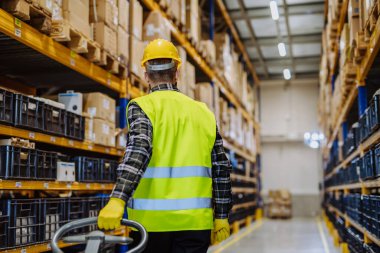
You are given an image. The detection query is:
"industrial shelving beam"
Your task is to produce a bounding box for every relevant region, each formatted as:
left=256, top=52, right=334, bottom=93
left=326, top=178, right=380, bottom=192
left=0, top=9, right=123, bottom=93
left=0, top=124, right=124, bottom=157
left=0, top=180, right=115, bottom=191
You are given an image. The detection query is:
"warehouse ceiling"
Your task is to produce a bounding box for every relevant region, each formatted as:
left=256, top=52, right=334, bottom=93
left=224, top=0, right=325, bottom=80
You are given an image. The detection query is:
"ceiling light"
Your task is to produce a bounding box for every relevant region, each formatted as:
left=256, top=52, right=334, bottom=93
left=270, top=1, right=279, bottom=20
left=283, top=69, right=291, bottom=80
left=278, top=42, right=286, bottom=57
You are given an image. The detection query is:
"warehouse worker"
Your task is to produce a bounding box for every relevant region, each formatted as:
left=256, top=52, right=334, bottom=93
left=98, top=39, right=232, bottom=252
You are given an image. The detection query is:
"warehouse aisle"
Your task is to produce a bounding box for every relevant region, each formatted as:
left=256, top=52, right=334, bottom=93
left=209, top=218, right=339, bottom=253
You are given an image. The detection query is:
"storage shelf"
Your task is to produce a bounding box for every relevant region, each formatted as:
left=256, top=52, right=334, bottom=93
left=232, top=187, right=256, bottom=194
left=140, top=0, right=257, bottom=127
left=230, top=173, right=256, bottom=183
left=0, top=124, right=124, bottom=157
left=0, top=9, right=123, bottom=94
left=0, top=180, right=115, bottom=191
left=0, top=227, right=127, bottom=253
left=325, top=129, right=380, bottom=180
left=327, top=204, right=380, bottom=247
left=222, top=136, right=256, bottom=163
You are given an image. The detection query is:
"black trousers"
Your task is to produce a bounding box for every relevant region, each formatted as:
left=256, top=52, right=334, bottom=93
left=129, top=230, right=211, bottom=253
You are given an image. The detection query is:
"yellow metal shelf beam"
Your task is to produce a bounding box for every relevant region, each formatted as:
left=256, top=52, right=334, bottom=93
left=230, top=173, right=257, bottom=183
left=232, top=201, right=256, bottom=211
left=325, top=130, right=380, bottom=180
left=140, top=0, right=257, bottom=127
left=0, top=180, right=115, bottom=191
left=215, top=0, right=260, bottom=85
left=0, top=124, right=124, bottom=157
left=326, top=179, right=380, bottom=192
left=0, top=9, right=122, bottom=93
left=232, top=187, right=256, bottom=194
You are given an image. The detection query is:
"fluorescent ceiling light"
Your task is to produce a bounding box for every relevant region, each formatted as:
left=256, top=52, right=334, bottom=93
left=278, top=42, right=286, bottom=57
left=283, top=69, right=291, bottom=80
left=270, top=1, right=279, bottom=20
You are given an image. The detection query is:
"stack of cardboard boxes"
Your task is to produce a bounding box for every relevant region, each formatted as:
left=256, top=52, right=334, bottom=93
left=117, top=0, right=129, bottom=63
left=185, top=0, right=200, bottom=43
left=130, top=0, right=144, bottom=79
left=83, top=92, right=116, bottom=147
left=267, top=189, right=292, bottom=219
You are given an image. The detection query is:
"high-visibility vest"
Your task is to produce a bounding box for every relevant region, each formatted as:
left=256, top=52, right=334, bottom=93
left=127, top=90, right=216, bottom=232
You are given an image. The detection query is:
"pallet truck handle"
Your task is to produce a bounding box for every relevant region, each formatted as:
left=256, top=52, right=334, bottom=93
left=51, top=217, right=148, bottom=253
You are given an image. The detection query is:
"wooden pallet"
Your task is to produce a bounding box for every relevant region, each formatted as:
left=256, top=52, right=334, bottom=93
left=364, top=1, right=379, bottom=41
left=29, top=0, right=52, bottom=16
left=98, top=50, right=128, bottom=77
left=353, top=32, right=368, bottom=64
left=1, top=0, right=52, bottom=34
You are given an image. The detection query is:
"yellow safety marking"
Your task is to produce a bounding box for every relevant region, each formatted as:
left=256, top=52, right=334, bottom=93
left=317, top=217, right=330, bottom=253
left=213, top=219, right=263, bottom=253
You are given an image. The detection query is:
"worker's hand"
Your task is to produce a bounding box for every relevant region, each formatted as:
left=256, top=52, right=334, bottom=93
left=98, top=198, right=126, bottom=230
left=211, top=219, right=230, bottom=244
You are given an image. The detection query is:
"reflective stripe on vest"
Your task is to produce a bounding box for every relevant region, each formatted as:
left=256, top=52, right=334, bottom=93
left=143, top=166, right=212, bottom=178
left=128, top=198, right=212, bottom=210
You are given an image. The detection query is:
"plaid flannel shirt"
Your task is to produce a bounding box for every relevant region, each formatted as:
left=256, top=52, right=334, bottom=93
left=111, top=84, right=232, bottom=219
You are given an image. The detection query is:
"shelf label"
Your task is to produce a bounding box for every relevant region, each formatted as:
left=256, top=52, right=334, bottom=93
left=105, top=148, right=110, bottom=153
left=101, top=184, right=105, bottom=189
left=50, top=136, right=56, bottom=143
left=70, top=58, right=75, bottom=66
left=15, top=28, right=21, bottom=38
left=15, top=182, right=22, bottom=188
left=28, top=132, right=35, bottom=139
left=88, top=145, right=93, bottom=150
left=14, top=18, right=22, bottom=27
left=117, top=150, right=122, bottom=156
left=21, top=249, right=27, bottom=253
left=107, top=73, right=112, bottom=85
left=44, top=182, right=49, bottom=189
left=66, top=183, right=72, bottom=189
left=86, top=183, right=91, bottom=189
left=47, top=243, right=51, bottom=250
left=68, top=140, right=74, bottom=146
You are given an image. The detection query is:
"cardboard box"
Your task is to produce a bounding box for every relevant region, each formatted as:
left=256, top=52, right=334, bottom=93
left=130, top=36, right=145, bottom=78
left=83, top=92, right=116, bottom=123
left=185, top=62, right=195, bottom=98
left=200, top=40, right=216, bottom=64
left=143, top=10, right=171, bottom=41
left=195, top=82, right=213, bottom=111
left=176, top=46, right=187, bottom=93
left=93, top=118, right=115, bottom=147
left=117, top=26, right=129, bottom=61
left=93, top=22, right=117, bottom=56
left=349, top=16, right=360, bottom=47
left=58, top=91, right=83, bottom=115
left=57, top=162, right=75, bottom=182
left=130, top=0, right=143, bottom=40
left=36, top=0, right=53, bottom=14
left=62, top=0, right=91, bottom=38
left=90, top=0, right=118, bottom=31
left=168, top=0, right=181, bottom=21
left=118, top=0, right=129, bottom=31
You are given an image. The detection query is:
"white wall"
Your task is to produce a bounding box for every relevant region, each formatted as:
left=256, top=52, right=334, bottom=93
left=260, top=79, right=322, bottom=216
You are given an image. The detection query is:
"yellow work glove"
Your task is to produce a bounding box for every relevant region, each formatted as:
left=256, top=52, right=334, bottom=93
left=211, top=219, right=230, bottom=244
left=98, top=198, right=126, bottom=230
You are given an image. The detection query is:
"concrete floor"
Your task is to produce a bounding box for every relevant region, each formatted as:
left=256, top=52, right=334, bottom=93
left=208, top=218, right=340, bottom=253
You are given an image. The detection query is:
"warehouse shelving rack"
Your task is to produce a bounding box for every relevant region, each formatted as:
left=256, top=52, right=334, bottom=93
left=321, top=2, right=380, bottom=252
left=0, top=0, right=261, bottom=251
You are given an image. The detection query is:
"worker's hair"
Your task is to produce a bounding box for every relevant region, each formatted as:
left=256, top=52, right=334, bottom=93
left=146, top=58, right=177, bottom=84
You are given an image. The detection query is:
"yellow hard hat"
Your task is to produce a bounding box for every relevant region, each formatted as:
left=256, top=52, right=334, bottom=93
left=141, top=39, right=181, bottom=69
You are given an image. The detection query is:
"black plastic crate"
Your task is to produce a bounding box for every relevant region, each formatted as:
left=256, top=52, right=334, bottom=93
left=37, top=150, right=58, bottom=180
left=86, top=197, right=102, bottom=232
left=0, top=214, right=8, bottom=249
left=359, top=110, right=370, bottom=143
left=74, top=157, right=100, bottom=182
left=40, top=198, right=66, bottom=242
left=360, top=150, right=375, bottom=180
left=65, top=112, right=85, bottom=140
left=369, top=91, right=380, bottom=133
left=375, top=144, right=380, bottom=177
left=1, top=199, right=39, bottom=248
left=14, top=94, right=44, bottom=131
left=100, top=159, right=118, bottom=182
left=0, top=145, right=38, bottom=180
left=44, top=104, right=66, bottom=136
left=0, top=88, right=14, bottom=125
left=344, top=123, right=359, bottom=157
left=67, top=197, right=86, bottom=235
